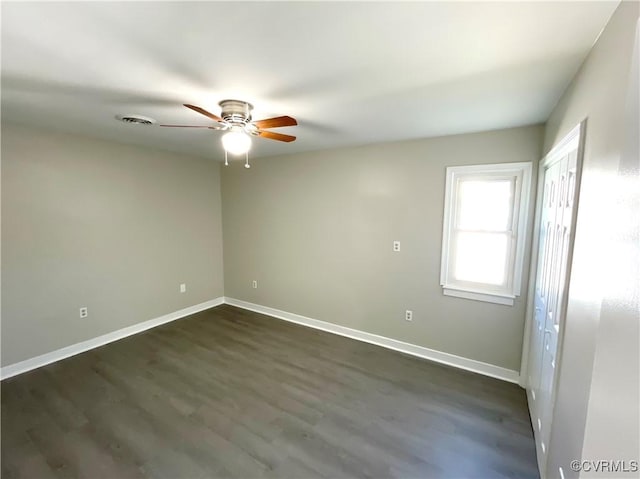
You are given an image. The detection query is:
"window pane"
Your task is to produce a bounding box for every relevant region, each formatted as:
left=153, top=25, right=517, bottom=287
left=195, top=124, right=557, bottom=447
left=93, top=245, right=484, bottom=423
left=454, top=232, right=508, bottom=285
left=457, top=179, right=513, bottom=231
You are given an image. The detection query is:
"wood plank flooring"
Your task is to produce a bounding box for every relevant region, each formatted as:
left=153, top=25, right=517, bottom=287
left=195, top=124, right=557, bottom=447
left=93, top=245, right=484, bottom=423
left=2, top=305, right=539, bottom=478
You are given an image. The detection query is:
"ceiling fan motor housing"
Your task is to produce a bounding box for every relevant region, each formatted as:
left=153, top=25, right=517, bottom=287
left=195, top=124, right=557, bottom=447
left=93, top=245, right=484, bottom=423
left=219, top=99, right=253, bottom=125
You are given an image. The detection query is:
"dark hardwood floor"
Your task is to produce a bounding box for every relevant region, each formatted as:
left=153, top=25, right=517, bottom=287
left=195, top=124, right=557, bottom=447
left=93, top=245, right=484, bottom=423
left=2, top=305, right=539, bottom=478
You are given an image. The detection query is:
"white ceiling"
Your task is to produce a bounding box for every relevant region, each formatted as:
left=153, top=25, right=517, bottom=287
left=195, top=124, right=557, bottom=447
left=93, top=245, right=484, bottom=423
left=1, top=1, right=618, bottom=161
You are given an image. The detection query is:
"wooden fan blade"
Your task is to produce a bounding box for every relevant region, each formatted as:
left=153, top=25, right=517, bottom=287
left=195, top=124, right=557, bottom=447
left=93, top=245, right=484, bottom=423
left=184, top=104, right=223, bottom=122
left=258, top=130, right=296, bottom=142
left=159, top=124, right=219, bottom=129
left=253, top=116, right=297, bottom=129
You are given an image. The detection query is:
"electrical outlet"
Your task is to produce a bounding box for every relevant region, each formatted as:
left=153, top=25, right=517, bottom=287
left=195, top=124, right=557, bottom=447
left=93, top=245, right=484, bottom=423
left=79, top=307, right=88, bottom=319
left=393, top=241, right=401, bottom=252
left=180, top=283, right=186, bottom=293
left=252, top=280, right=258, bottom=289
left=405, top=310, right=413, bottom=321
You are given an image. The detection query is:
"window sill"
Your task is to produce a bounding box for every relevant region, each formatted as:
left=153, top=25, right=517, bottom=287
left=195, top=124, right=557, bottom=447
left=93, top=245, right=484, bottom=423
left=442, top=287, right=515, bottom=306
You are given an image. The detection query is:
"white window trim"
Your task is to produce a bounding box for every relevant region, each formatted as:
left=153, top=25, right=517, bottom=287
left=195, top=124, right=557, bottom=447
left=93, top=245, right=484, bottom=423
left=440, top=162, right=532, bottom=306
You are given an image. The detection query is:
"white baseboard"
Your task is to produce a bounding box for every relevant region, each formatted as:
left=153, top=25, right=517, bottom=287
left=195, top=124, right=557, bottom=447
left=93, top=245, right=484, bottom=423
left=224, top=297, right=520, bottom=384
left=1, top=295, right=519, bottom=384
left=0, top=297, right=225, bottom=380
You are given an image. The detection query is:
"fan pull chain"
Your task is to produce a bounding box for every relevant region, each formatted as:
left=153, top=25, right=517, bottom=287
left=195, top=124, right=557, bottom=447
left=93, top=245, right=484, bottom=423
left=224, top=150, right=228, bottom=166
left=245, top=152, right=251, bottom=169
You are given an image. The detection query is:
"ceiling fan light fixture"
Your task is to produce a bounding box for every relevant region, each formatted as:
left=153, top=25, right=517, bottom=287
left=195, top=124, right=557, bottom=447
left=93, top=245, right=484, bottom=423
left=161, top=101, right=296, bottom=165
left=221, top=130, right=252, bottom=155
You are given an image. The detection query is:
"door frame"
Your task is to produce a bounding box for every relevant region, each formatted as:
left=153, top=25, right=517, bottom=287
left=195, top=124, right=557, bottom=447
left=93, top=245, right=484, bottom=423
left=519, top=120, right=587, bottom=474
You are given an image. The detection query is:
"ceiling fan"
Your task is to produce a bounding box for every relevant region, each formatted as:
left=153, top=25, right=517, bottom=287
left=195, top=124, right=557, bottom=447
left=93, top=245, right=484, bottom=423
left=160, top=100, right=297, bottom=166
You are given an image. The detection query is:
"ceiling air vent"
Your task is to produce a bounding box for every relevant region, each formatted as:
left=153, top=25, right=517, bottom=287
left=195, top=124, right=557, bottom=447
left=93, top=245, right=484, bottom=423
left=116, top=114, right=156, bottom=125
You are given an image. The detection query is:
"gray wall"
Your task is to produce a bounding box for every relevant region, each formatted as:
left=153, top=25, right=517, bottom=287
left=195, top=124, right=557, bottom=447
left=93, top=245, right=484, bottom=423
left=1, top=123, right=225, bottom=366
left=222, top=125, right=543, bottom=372
left=539, top=2, right=639, bottom=478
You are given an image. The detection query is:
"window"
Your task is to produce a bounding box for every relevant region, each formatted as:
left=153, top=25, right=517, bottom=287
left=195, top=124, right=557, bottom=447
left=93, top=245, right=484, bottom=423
left=440, top=162, right=532, bottom=306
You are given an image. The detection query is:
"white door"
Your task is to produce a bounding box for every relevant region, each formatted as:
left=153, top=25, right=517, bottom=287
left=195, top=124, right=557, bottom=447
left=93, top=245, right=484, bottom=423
left=527, top=125, right=582, bottom=472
